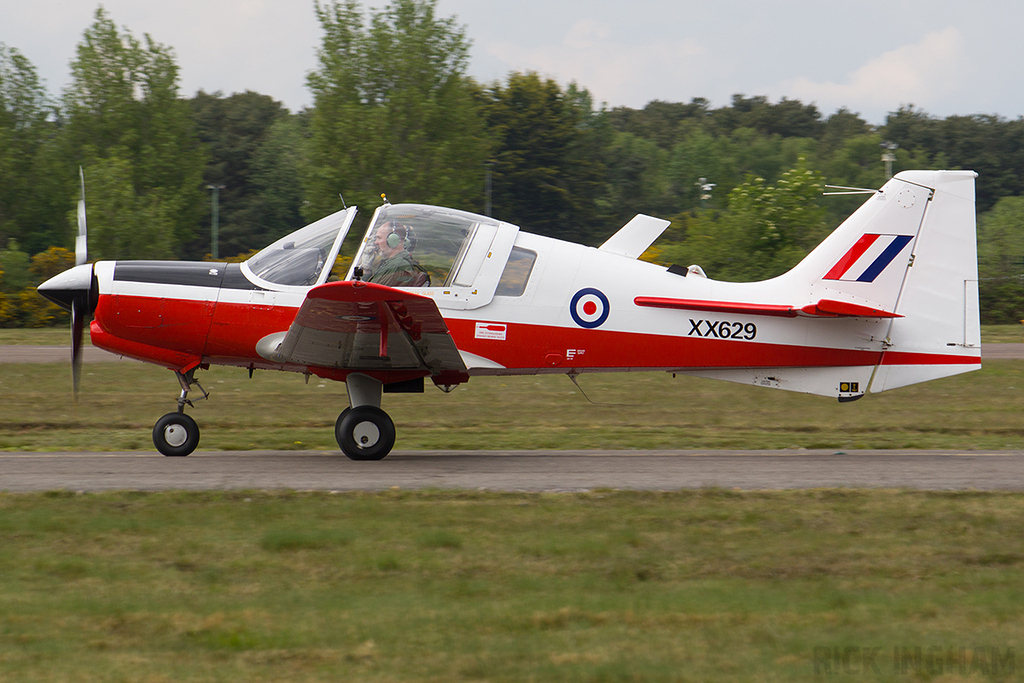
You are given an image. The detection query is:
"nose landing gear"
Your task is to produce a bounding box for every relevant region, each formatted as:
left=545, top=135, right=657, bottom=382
left=153, top=412, right=200, bottom=457
left=153, top=368, right=208, bottom=457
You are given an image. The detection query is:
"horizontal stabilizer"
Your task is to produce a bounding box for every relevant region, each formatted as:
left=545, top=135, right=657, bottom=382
left=801, top=299, right=901, bottom=318
left=634, top=296, right=901, bottom=319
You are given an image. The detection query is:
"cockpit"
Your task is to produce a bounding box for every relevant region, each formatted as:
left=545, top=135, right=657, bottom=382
left=241, top=203, right=525, bottom=310
left=348, top=204, right=503, bottom=288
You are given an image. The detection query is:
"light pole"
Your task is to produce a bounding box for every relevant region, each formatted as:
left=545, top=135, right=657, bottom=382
left=207, top=184, right=225, bottom=260
left=880, top=142, right=898, bottom=180
left=484, top=161, right=494, bottom=217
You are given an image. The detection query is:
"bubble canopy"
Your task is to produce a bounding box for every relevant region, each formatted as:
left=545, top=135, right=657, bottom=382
left=243, top=207, right=356, bottom=288
left=348, top=204, right=502, bottom=288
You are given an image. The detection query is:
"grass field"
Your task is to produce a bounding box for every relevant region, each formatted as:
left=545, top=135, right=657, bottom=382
left=980, top=323, right=1024, bottom=343
left=2, top=350, right=1024, bottom=452
left=1, top=489, right=1022, bottom=682
left=2, top=328, right=1022, bottom=682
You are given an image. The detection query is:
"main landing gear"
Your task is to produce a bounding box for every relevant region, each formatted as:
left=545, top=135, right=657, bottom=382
left=336, top=373, right=396, bottom=461
left=150, top=369, right=397, bottom=460
left=152, top=368, right=208, bottom=457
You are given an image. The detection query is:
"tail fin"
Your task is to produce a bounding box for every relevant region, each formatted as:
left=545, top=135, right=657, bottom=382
left=789, top=170, right=980, bottom=391
left=868, top=171, right=981, bottom=391
left=680, top=171, right=980, bottom=399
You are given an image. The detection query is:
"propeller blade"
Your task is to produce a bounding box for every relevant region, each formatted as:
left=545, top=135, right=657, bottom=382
left=76, top=167, right=88, bottom=267
left=39, top=162, right=96, bottom=401
left=71, top=299, right=84, bottom=403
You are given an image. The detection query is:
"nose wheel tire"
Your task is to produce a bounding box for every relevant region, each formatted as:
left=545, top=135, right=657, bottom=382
left=153, top=412, right=200, bottom=457
left=336, top=406, right=395, bottom=461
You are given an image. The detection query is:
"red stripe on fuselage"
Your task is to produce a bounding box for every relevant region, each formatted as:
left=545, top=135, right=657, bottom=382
left=445, top=318, right=978, bottom=372
left=446, top=318, right=883, bottom=370
left=92, top=292, right=979, bottom=375
left=879, top=350, right=979, bottom=366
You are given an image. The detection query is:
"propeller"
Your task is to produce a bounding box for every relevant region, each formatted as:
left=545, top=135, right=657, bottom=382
left=38, top=167, right=97, bottom=403
left=71, top=294, right=84, bottom=400
left=76, top=167, right=88, bottom=266
left=72, top=167, right=88, bottom=399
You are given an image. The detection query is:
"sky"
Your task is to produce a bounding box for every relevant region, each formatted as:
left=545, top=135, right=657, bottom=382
left=1, top=0, right=1021, bottom=125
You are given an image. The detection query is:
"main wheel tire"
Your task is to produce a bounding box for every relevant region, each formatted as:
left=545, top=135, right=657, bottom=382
left=336, top=406, right=395, bottom=461
left=153, top=412, right=200, bottom=457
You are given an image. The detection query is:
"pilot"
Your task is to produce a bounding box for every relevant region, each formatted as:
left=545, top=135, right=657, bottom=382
left=366, top=221, right=428, bottom=287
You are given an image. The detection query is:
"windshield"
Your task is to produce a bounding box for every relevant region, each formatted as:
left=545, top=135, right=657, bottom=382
left=246, top=209, right=353, bottom=286
left=348, top=204, right=500, bottom=288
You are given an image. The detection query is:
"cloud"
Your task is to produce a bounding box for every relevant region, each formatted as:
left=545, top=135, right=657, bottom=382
left=782, top=27, right=970, bottom=117
left=0, top=0, right=320, bottom=111
left=486, top=19, right=707, bottom=107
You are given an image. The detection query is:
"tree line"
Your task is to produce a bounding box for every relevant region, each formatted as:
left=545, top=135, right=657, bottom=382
left=2, top=0, right=1024, bottom=325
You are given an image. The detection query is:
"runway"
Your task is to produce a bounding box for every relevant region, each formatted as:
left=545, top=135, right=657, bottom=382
left=3, top=346, right=1023, bottom=492
left=3, top=450, right=1024, bottom=492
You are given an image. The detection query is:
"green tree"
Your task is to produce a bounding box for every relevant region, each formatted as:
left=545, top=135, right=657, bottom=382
left=601, top=131, right=669, bottom=222
left=189, top=91, right=305, bottom=257
left=0, top=43, right=65, bottom=255
left=85, top=153, right=174, bottom=260
left=305, top=0, right=490, bottom=220
left=666, top=125, right=733, bottom=211
left=249, top=114, right=307, bottom=247
left=709, top=94, right=823, bottom=138
left=674, top=160, right=827, bottom=281
left=977, top=196, right=1024, bottom=324
left=880, top=106, right=1024, bottom=213
left=0, top=238, right=30, bottom=291
left=819, top=107, right=872, bottom=157
left=61, top=7, right=205, bottom=257
left=605, top=98, right=712, bottom=150
left=485, top=72, right=608, bottom=242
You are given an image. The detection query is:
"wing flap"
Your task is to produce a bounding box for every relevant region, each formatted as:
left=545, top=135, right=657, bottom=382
left=275, top=281, right=466, bottom=375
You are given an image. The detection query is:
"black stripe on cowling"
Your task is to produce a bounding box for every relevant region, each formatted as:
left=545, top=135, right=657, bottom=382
left=221, top=263, right=263, bottom=290
left=113, top=261, right=228, bottom=288
left=113, top=261, right=270, bottom=291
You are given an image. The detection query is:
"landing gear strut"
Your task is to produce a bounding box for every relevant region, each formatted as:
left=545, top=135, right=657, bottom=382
left=337, top=373, right=396, bottom=460
left=153, top=367, right=207, bottom=457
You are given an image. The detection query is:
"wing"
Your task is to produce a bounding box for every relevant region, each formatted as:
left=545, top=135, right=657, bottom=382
left=268, top=281, right=467, bottom=382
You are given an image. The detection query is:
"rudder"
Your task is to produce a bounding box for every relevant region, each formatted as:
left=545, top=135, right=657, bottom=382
left=868, top=170, right=981, bottom=392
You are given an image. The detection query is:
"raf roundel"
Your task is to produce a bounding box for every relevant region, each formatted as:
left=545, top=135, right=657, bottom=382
left=569, top=288, right=610, bottom=328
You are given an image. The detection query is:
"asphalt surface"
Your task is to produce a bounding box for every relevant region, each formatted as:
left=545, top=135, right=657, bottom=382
left=3, top=345, right=1022, bottom=493
left=0, top=346, right=136, bottom=363
left=3, top=450, right=1024, bottom=492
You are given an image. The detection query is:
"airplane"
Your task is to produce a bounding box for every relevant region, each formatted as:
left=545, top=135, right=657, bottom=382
left=39, top=169, right=981, bottom=460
